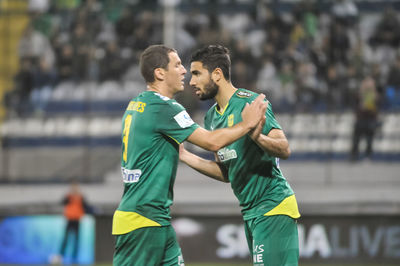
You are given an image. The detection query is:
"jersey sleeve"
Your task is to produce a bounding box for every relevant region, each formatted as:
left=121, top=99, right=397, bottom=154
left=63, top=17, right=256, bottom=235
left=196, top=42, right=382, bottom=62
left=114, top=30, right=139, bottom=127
left=156, top=101, right=199, bottom=144
left=262, top=102, right=282, bottom=135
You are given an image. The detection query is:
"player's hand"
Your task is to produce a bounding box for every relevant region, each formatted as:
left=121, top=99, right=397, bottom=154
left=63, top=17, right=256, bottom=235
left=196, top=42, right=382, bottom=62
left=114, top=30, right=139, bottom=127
left=249, top=115, right=266, bottom=141
left=241, top=94, right=267, bottom=129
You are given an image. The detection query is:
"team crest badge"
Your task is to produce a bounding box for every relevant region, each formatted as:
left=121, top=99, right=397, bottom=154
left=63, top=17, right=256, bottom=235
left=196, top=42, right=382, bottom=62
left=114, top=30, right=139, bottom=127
left=236, top=90, right=252, bottom=98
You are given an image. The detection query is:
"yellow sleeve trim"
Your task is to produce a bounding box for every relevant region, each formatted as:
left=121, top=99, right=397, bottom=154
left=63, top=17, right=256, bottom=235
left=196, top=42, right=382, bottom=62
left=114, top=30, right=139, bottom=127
left=112, top=210, right=161, bottom=235
left=264, top=194, right=301, bottom=219
left=167, top=134, right=181, bottom=144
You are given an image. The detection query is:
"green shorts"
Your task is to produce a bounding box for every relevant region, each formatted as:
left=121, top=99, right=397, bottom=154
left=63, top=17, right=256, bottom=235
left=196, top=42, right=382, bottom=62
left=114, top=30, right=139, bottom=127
left=244, top=215, right=299, bottom=266
left=113, top=225, right=184, bottom=266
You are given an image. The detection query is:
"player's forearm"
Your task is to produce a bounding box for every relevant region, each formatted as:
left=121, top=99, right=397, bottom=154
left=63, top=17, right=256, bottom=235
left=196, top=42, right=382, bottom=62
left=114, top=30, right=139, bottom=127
left=254, top=134, right=291, bottom=159
left=188, top=123, right=252, bottom=152
left=180, top=149, right=228, bottom=183
left=208, top=121, right=252, bottom=151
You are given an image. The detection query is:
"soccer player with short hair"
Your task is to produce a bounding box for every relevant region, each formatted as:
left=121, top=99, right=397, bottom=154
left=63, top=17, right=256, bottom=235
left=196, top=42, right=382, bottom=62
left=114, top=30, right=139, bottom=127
left=180, top=44, right=301, bottom=266
left=112, top=44, right=267, bottom=266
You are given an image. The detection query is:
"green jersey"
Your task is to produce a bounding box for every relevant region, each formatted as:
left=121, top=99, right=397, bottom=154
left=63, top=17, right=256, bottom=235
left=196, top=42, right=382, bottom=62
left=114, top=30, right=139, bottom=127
left=204, top=89, right=299, bottom=221
left=113, top=91, right=199, bottom=235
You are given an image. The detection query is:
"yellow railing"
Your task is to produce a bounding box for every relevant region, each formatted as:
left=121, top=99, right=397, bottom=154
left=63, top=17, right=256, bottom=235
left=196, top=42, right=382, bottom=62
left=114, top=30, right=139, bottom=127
left=0, top=0, right=29, bottom=121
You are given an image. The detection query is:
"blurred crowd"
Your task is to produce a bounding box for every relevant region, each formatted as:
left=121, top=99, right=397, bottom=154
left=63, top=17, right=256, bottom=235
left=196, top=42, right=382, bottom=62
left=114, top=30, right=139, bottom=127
left=4, top=0, right=400, bottom=116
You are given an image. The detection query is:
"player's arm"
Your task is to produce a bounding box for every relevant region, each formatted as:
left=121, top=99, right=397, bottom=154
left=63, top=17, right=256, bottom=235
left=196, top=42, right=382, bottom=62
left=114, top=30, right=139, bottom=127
left=187, top=94, right=267, bottom=152
left=179, top=144, right=229, bottom=183
left=249, top=121, right=291, bottom=159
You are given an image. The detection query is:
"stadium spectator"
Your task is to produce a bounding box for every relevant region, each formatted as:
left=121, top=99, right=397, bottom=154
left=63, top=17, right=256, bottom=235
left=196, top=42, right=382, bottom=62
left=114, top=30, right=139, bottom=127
left=296, top=60, right=319, bottom=111
left=385, top=55, right=400, bottom=108
left=70, top=23, right=91, bottom=81
left=52, top=0, right=81, bottom=31
left=28, top=0, right=50, bottom=13
left=387, top=55, right=400, bottom=90
left=331, top=0, right=359, bottom=26
left=326, top=64, right=345, bottom=110
left=277, top=60, right=296, bottom=110
left=30, top=56, right=58, bottom=114
left=98, top=41, right=125, bottom=82
left=56, top=44, right=75, bottom=82
left=112, top=45, right=266, bottom=266
left=350, top=75, right=381, bottom=161
left=71, top=0, right=103, bottom=40
left=181, top=45, right=300, bottom=266
left=328, top=21, right=350, bottom=64
left=4, top=58, right=34, bottom=116
left=115, top=7, right=135, bottom=47
left=18, top=22, right=55, bottom=68
left=370, top=7, right=400, bottom=48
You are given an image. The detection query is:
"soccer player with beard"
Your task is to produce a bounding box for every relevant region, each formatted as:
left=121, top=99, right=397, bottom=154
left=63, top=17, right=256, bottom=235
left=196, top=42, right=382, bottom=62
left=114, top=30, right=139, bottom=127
left=112, top=44, right=267, bottom=266
left=180, top=45, right=300, bottom=266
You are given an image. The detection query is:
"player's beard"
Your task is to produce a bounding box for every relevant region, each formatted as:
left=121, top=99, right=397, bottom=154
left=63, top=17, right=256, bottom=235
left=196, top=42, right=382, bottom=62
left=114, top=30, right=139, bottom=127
left=199, top=79, right=219, bottom=100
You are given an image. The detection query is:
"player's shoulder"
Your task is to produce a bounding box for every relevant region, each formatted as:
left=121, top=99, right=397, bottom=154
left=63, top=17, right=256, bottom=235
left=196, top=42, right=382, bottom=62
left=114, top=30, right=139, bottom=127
left=234, top=88, right=272, bottom=105
left=235, top=88, right=259, bottom=100
left=233, top=89, right=261, bottom=105
left=146, top=91, right=185, bottom=109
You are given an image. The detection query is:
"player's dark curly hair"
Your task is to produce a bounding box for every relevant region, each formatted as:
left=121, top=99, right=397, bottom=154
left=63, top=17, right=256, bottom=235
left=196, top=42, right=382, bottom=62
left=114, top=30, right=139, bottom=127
left=190, top=45, right=231, bottom=81
left=140, top=45, right=177, bottom=83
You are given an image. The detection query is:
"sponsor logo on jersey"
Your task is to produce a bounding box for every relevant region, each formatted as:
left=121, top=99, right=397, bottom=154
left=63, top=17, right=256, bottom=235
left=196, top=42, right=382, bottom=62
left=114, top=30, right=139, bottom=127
left=121, top=167, right=142, bottom=183
left=253, top=242, right=264, bottom=265
left=174, top=110, right=195, bottom=128
left=236, top=90, right=252, bottom=98
left=127, top=101, right=146, bottom=113
left=217, top=147, right=237, bottom=162
left=227, top=114, right=234, bottom=127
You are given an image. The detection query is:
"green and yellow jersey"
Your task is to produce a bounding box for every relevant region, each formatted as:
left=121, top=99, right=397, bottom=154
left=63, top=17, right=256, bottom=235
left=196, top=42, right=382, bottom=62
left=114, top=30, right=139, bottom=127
left=113, top=91, right=199, bottom=235
left=204, top=89, right=300, bottom=221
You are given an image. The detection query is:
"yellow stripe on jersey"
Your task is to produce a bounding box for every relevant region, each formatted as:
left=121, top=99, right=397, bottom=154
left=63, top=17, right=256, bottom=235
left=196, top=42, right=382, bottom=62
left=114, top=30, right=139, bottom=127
left=112, top=210, right=161, bottom=235
left=215, top=103, right=229, bottom=115
left=264, top=194, right=301, bottom=219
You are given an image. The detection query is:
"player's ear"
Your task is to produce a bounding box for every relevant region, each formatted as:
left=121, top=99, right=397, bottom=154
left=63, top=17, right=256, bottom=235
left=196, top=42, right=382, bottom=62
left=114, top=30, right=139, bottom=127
left=211, top=68, right=223, bottom=83
left=154, top=68, right=165, bottom=81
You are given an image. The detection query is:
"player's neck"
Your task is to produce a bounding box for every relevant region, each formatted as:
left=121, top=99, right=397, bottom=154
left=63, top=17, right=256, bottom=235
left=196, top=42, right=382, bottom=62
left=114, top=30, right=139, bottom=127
left=215, top=83, right=237, bottom=112
left=147, top=84, right=174, bottom=99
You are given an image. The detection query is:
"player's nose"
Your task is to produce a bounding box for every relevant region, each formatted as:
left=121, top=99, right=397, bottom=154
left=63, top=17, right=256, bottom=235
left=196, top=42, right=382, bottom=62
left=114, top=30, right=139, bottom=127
left=189, top=77, right=195, bottom=87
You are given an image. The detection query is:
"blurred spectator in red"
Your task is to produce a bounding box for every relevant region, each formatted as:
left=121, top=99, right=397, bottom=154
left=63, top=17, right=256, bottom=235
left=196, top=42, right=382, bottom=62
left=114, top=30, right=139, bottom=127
left=57, top=180, right=91, bottom=264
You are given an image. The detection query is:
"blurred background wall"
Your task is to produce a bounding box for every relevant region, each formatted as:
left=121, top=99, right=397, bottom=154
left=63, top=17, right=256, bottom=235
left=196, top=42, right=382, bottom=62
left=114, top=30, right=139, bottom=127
left=0, top=0, right=399, bottom=264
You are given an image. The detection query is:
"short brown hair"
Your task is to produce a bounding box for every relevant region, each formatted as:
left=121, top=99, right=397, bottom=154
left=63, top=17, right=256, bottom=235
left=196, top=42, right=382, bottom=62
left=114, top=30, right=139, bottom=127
left=140, top=45, right=177, bottom=83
